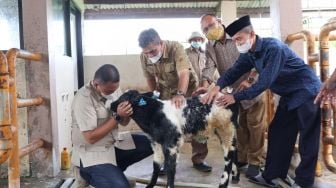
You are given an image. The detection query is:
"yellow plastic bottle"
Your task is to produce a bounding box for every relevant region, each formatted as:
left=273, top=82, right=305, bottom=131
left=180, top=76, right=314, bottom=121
left=61, top=147, right=71, bottom=170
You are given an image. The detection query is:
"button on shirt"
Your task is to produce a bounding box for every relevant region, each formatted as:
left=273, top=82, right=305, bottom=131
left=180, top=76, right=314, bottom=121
left=216, top=35, right=321, bottom=110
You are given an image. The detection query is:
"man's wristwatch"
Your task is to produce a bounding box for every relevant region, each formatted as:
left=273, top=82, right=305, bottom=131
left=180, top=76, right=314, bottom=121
left=176, top=90, right=186, bottom=97
left=247, top=77, right=255, bottom=84
left=112, top=112, right=122, bottom=122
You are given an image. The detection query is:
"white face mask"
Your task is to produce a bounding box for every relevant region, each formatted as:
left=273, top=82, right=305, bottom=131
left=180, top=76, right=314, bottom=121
left=191, top=41, right=202, bottom=49
left=149, top=51, right=162, bottom=64
left=101, top=93, right=114, bottom=100
left=236, top=37, right=252, bottom=53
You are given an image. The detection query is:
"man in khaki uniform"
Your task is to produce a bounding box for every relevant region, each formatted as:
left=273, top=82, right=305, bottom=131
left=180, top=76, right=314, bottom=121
left=186, top=31, right=206, bottom=82
left=71, top=64, right=152, bottom=187
left=138, top=28, right=212, bottom=172
left=195, top=14, right=267, bottom=178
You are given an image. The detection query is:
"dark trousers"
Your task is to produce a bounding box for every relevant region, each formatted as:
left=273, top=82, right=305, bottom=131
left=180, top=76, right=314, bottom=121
left=80, top=134, right=153, bottom=188
left=263, top=98, right=321, bottom=187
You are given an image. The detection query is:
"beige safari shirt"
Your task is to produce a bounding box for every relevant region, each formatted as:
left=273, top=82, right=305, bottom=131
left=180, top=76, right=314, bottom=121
left=186, top=47, right=206, bottom=82
left=140, top=40, right=198, bottom=99
left=71, top=82, right=135, bottom=168
left=203, top=37, right=263, bottom=109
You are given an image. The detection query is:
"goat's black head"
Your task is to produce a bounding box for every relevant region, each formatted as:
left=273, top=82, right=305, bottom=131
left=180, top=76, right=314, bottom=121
left=110, top=90, right=154, bottom=112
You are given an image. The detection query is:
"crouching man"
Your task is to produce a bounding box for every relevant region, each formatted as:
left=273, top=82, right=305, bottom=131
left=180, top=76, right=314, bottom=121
left=71, top=64, right=153, bottom=188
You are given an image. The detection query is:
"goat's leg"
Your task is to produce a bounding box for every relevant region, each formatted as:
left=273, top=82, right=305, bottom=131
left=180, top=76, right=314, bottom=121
left=219, top=148, right=234, bottom=188
left=163, top=147, right=177, bottom=188
left=147, top=143, right=164, bottom=188
left=231, top=147, right=240, bottom=184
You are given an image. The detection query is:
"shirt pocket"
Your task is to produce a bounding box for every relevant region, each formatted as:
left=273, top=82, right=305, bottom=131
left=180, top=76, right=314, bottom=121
left=164, top=62, right=176, bottom=73
left=163, top=63, right=178, bottom=88
left=146, top=64, right=156, bottom=75
left=96, top=106, right=109, bottom=119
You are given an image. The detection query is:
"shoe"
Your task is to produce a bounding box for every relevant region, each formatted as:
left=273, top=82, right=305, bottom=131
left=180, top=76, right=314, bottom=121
left=193, top=162, right=212, bottom=172
left=158, top=166, right=166, bottom=176
left=249, top=173, right=278, bottom=188
left=291, top=183, right=302, bottom=188
left=236, top=162, right=248, bottom=170
left=281, top=175, right=295, bottom=186
left=245, top=164, right=260, bottom=178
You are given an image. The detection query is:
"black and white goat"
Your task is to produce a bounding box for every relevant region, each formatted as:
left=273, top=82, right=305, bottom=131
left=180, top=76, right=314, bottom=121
left=110, top=90, right=239, bottom=188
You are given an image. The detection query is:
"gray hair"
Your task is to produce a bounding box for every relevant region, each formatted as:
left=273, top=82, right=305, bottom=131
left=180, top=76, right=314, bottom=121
left=138, top=28, right=161, bottom=48
left=240, top=25, right=254, bottom=34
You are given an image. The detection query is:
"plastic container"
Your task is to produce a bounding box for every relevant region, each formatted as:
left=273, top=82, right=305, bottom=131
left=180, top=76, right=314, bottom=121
left=61, top=147, right=71, bottom=170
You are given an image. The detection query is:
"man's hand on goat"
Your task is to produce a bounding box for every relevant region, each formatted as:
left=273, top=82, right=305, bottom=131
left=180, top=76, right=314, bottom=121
left=117, top=101, right=133, bottom=117
left=172, top=95, right=185, bottom=108
left=216, top=94, right=236, bottom=107
left=201, top=86, right=220, bottom=104
left=192, top=86, right=208, bottom=96
left=236, top=80, right=252, bottom=92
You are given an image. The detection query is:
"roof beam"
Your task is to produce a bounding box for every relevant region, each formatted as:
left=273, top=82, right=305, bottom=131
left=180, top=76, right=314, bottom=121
left=84, top=0, right=221, bottom=4
left=237, top=7, right=270, bottom=17
left=84, top=8, right=217, bottom=19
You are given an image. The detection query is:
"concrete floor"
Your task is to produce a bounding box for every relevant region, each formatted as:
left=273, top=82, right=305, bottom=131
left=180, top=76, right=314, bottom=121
left=1, top=135, right=336, bottom=187
left=124, top=135, right=336, bottom=188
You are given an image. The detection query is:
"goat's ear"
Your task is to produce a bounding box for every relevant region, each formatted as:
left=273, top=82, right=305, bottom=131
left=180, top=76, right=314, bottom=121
left=142, top=92, right=154, bottom=98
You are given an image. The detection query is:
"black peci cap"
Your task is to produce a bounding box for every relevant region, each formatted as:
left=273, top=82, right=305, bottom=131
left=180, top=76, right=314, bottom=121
left=226, top=15, right=252, bottom=37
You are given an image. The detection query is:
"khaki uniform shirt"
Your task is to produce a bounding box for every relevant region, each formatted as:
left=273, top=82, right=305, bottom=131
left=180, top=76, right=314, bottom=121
left=71, top=82, right=135, bottom=168
left=140, top=40, right=198, bottom=99
left=203, top=37, right=262, bottom=109
left=186, top=47, right=206, bottom=82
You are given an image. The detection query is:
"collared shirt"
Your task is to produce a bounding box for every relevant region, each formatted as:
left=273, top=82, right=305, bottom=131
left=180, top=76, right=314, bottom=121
left=202, top=36, right=241, bottom=85
left=186, top=47, right=206, bottom=82
left=140, top=40, right=198, bottom=99
left=217, top=35, right=321, bottom=110
left=71, top=82, right=135, bottom=167
left=204, top=36, right=261, bottom=109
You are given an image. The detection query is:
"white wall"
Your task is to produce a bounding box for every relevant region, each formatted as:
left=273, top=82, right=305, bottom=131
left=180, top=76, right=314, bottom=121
left=22, top=0, right=75, bottom=176
left=271, top=0, right=304, bottom=58
left=46, top=0, right=75, bottom=175
left=84, top=55, right=148, bottom=91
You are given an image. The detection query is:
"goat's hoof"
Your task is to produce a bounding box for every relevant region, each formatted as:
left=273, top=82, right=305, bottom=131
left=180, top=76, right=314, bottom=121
left=218, top=184, right=228, bottom=188
left=145, top=185, right=154, bottom=188
left=231, top=177, right=240, bottom=184
left=231, top=178, right=240, bottom=184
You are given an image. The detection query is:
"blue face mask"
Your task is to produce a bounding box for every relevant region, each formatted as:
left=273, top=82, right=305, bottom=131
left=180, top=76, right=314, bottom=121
left=191, top=41, right=202, bottom=49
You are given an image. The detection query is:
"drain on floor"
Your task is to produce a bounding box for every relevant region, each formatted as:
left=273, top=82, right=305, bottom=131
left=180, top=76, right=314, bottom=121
left=54, top=178, right=75, bottom=188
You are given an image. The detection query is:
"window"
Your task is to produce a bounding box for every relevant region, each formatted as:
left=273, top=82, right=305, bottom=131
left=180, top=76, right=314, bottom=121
left=83, top=18, right=202, bottom=55
left=83, top=17, right=272, bottom=56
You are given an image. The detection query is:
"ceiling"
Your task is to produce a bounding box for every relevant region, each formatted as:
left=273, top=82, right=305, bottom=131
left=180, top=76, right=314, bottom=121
left=84, top=0, right=270, bottom=19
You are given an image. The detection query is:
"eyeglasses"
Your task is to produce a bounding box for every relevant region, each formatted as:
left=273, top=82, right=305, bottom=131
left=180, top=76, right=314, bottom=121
left=202, top=22, right=216, bottom=34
